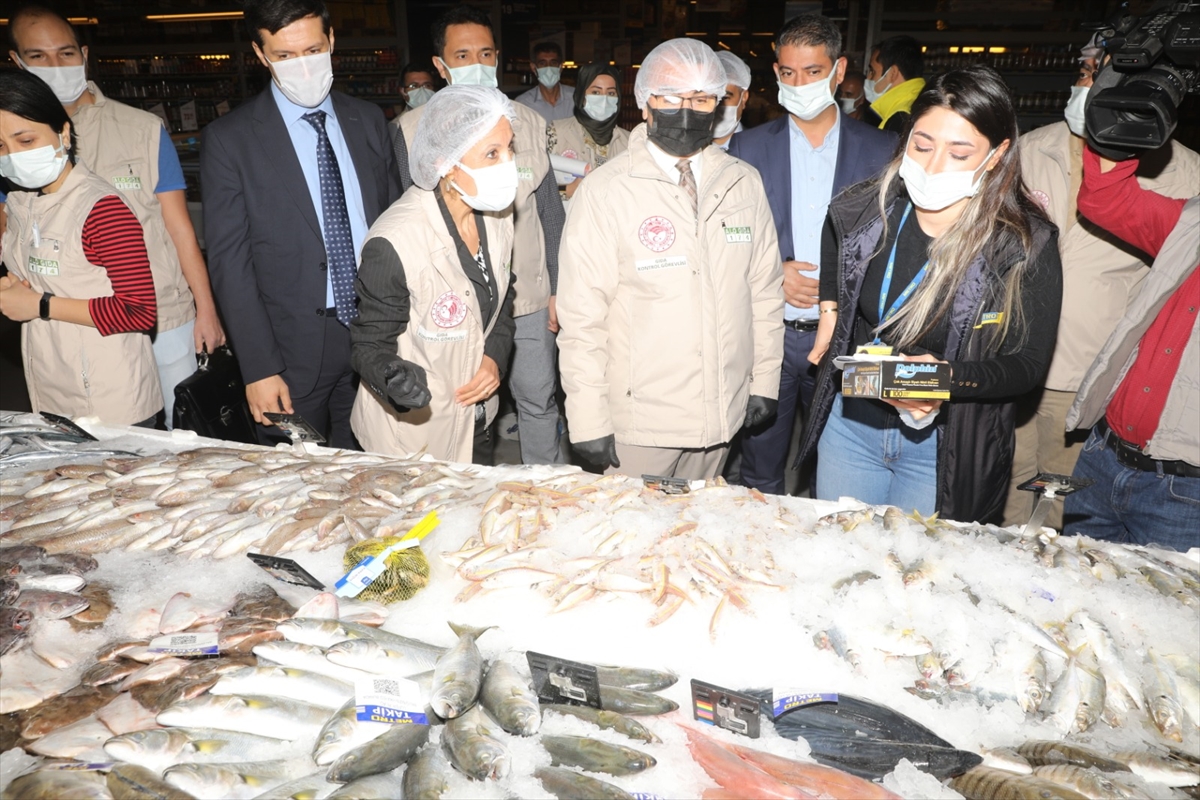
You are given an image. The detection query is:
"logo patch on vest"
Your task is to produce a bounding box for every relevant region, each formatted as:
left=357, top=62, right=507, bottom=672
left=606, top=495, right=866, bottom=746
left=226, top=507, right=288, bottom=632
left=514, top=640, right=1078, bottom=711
left=431, top=291, right=468, bottom=328
left=112, top=175, right=142, bottom=192
left=638, top=216, right=676, bottom=253
left=724, top=226, right=752, bottom=244
left=28, top=256, right=60, bottom=276
left=517, top=166, right=535, bottom=182
left=973, top=311, right=1005, bottom=329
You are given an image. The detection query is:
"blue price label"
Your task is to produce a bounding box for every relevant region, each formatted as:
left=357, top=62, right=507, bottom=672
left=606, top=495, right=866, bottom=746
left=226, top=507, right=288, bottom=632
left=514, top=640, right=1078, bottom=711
left=772, top=691, right=838, bottom=718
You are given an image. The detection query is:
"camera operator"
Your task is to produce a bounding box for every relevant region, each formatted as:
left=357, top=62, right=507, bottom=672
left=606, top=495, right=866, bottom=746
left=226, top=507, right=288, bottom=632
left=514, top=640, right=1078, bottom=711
left=1062, top=142, right=1199, bottom=551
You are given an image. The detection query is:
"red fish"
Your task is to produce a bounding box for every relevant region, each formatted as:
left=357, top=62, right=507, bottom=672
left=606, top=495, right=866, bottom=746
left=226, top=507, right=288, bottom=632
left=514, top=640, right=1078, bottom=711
left=726, top=742, right=904, bottom=800
left=681, top=725, right=816, bottom=800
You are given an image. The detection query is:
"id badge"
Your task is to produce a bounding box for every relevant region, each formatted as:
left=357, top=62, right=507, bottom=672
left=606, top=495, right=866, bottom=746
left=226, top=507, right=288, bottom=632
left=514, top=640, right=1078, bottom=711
left=855, top=344, right=894, bottom=356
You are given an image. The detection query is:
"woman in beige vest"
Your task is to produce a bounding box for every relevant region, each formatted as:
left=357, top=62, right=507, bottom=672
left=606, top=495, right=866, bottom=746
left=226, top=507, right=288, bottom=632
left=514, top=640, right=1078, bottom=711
left=0, top=71, right=161, bottom=427
left=350, top=85, right=516, bottom=465
left=548, top=63, right=630, bottom=202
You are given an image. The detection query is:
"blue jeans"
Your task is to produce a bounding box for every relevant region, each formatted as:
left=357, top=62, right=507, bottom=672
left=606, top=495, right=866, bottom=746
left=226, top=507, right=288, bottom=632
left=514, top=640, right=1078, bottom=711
left=1062, top=426, right=1200, bottom=552
left=738, top=328, right=817, bottom=494
left=816, top=394, right=938, bottom=515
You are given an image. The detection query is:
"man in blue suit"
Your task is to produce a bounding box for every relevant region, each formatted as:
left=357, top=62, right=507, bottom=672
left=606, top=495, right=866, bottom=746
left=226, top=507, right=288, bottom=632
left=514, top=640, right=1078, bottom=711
left=728, top=13, right=896, bottom=495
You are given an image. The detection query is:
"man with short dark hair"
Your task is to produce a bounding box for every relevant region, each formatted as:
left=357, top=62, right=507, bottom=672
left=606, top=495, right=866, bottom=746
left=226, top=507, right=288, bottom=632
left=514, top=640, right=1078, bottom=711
left=398, top=62, right=437, bottom=112
left=838, top=70, right=866, bottom=121
left=727, top=14, right=895, bottom=495
left=516, top=41, right=574, bottom=122
left=864, top=35, right=925, bottom=134
left=7, top=3, right=226, bottom=428
left=201, top=0, right=401, bottom=447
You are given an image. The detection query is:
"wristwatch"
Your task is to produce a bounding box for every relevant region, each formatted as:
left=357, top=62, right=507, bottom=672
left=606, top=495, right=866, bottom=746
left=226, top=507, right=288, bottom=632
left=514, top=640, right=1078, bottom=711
left=39, top=292, right=53, bottom=321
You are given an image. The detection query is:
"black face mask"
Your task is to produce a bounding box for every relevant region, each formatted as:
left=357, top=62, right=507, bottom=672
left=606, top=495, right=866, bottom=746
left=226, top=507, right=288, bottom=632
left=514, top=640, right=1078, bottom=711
left=646, top=106, right=716, bottom=157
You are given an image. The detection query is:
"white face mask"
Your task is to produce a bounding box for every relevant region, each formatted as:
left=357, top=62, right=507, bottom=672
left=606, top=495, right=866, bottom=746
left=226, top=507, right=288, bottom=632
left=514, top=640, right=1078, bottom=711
left=537, top=67, right=561, bottom=88
left=269, top=51, right=333, bottom=108
left=583, top=94, right=619, bottom=121
left=1064, top=85, right=1089, bottom=138
left=777, top=71, right=837, bottom=121
left=713, top=104, right=741, bottom=139
left=452, top=159, right=519, bottom=212
left=864, top=67, right=892, bottom=104
left=406, top=86, right=435, bottom=108
left=0, top=136, right=69, bottom=190
left=439, top=59, right=499, bottom=88
left=16, top=56, right=88, bottom=105
left=899, top=147, right=997, bottom=212
left=839, top=95, right=862, bottom=115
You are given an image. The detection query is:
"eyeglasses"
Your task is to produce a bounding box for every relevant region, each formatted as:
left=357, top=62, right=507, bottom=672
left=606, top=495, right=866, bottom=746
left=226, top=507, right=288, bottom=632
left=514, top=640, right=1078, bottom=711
left=405, top=81, right=435, bottom=90
left=654, top=93, right=719, bottom=112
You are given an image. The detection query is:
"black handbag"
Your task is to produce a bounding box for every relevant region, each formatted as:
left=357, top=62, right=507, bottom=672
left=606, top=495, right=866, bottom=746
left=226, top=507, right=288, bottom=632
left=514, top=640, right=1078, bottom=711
left=173, top=345, right=258, bottom=444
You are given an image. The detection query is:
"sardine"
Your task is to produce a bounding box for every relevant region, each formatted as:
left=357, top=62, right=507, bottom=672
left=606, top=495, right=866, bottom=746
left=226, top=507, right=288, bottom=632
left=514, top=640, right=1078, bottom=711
left=441, top=704, right=510, bottom=780
left=1147, top=649, right=1187, bottom=742
left=534, top=765, right=635, bottom=800
left=479, top=660, right=540, bottom=736
left=325, top=721, right=429, bottom=784
left=544, top=703, right=661, bottom=743
left=430, top=622, right=492, bottom=719
left=541, top=733, right=656, bottom=776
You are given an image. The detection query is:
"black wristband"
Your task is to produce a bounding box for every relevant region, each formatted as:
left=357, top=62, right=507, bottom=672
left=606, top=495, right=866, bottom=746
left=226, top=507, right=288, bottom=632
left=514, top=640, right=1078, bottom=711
left=39, top=292, right=53, bottom=321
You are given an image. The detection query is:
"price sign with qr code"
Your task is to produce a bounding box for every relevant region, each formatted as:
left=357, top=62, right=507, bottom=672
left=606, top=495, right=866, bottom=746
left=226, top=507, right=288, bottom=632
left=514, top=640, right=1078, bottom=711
left=148, top=632, right=219, bottom=657
left=355, top=677, right=427, bottom=725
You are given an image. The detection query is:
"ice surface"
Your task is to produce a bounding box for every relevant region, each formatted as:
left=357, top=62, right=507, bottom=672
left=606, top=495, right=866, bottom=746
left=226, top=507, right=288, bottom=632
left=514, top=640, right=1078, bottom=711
left=884, top=758, right=965, bottom=799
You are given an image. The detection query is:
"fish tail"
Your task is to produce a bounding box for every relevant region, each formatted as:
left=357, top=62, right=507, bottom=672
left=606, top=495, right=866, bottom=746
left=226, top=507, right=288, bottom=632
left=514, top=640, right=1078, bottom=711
left=448, top=621, right=495, bottom=639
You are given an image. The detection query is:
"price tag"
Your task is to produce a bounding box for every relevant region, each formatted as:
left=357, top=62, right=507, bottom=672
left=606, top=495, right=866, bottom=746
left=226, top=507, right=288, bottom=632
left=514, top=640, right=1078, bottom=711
left=771, top=689, right=838, bottom=718
left=642, top=474, right=689, bottom=495
left=527, top=651, right=601, bottom=708
left=262, top=412, right=326, bottom=444
left=690, top=679, right=761, bottom=738
left=355, top=676, right=427, bottom=725
left=180, top=100, right=198, bottom=132
left=246, top=553, right=325, bottom=590
left=148, top=632, right=219, bottom=657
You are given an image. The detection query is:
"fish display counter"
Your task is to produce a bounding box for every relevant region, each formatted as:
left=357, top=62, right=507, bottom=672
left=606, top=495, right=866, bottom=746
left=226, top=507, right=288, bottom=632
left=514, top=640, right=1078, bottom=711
left=1, top=413, right=1199, bottom=799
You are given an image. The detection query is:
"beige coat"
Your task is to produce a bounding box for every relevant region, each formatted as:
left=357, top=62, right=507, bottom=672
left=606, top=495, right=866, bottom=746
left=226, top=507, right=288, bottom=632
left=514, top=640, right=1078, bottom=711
left=2, top=167, right=162, bottom=424
left=350, top=188, right=513, bottom=463
left=1020, top=121, right=1200, bottom=392
left=72, top=82, right=195, bottom=333
left=548, top=116, right=630, bottom=173
left=398, top=102, right=550, bottom=317
left=557, top=124, right=784, bottom=449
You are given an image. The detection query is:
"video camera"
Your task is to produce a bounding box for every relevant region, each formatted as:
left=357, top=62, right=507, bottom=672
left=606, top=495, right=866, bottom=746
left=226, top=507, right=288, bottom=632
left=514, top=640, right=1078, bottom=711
left=1085, top=1, right=1199, bottom=159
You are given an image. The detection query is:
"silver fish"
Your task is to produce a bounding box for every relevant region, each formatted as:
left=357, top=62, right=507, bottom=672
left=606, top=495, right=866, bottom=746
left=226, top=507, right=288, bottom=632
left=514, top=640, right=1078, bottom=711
left=325, top=720, right=429, bottom=784
left=479, top=660, right=540, bottom=736
left=312, top=700, right=390, bottom=767
left=324, top=638, right=441, bottom=678
left=400, top=745, right=450, bottom=799
left=251, top=642, right=377, bottom=685
left=13, top=588, right=89, bottom=619
left=1, top=769, right=113, bottom=800
left=1113, top=751, right=1200, bottom=787
left=541, top=734, right=657, bottom=776
left=534, top=766, right=634, bottom=800
left=157, top=694, right=332, bottom=741
left=208, top=666, right=354, bottom=710
left=105, top=764, right=196, bottom=800
left=104, top=727, right=306, bottom=774
left=441, top=704, right=510, bottom=780
left=326, top=770, right=404, bottom=799
left=1146, top=650, right=1186, bottom=742
left=430, top=622, right=492, bottom=719
left=163, top=759, right=316, bottom=800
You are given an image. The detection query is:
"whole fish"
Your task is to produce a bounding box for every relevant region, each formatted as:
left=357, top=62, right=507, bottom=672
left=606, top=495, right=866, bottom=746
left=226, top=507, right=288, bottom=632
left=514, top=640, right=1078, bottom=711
left=163, top=759, right=315, bottom=800
left=1042, top=658, right=1084, bottom=733
left=97, top=691, right=161, bottom=736
left=430, top=622, right=492, bottom=719
left=1073, top=612, right=1142, bottom=713
left=13, top=588, right=89, bottom=619
left=1076, top=660, right=1106, bottom=732
left=1146, top=649, right=1187, bottom=742
left=325, top=720, right=430, bottom=784
left=541, top=734, right=656, bottom=776
left=20, top=683, right=118, bottom=738
left=312, top=699, right=390, bottom=767
left=208, top=666, right=354, bottom=710
left=104, top=727, right=301, bottom=775
left=15, top=572, right=85, bottom=593
left=544, top=704, right=661, bottom=743
left=275, top=619, right=446, bottom=669
left=599, top=684, right=680, bottom=716
left=70, top=582, right=115, bottom=628
left=325, top=638, right=439, bottom=678
left=252, top=642, right=376, bottom=685
left=401, top=745, right=450, bottom=800
left=1, top=769, right=113, bottom=800
left=479, top=660, right=540, bottom=736
left=82, top=659, right=143, bottom=687
left=326, top=770, right=404, bottom=799
left=534, top=766, right=635, bottom=800
left=252, top=772, right=341, bottom=800
left=1113, top=751, right=1200, bottom=787
left=441, top=704, right=510, bottom=780
left=28, top=714, right=113, bottom=759
left=157, top=694, right=332, bottom=741
left=950, top=767, right=1090, bottom=800
left=1016, top=742, right=1130, bottom=773
left=980, top=747, right=1033, bottom=775
left=1163, top=653, right=1200, bottom=727
left=105, top=764, right=197, bottom=800
left=1031, top=765, right=1127, bottom=799
left=230, top=585, right=296, bottom=622
left=595, top=664, right=678, bottom=692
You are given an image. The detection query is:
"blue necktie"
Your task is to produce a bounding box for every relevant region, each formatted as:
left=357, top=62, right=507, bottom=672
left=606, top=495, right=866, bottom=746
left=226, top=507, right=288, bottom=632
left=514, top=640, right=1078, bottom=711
left=302, top=110, right=358, bottom=326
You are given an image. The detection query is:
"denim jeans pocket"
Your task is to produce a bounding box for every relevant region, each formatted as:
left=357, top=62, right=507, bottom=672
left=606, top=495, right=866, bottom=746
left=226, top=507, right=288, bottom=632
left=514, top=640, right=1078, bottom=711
left=1167, top=475, right=1200, bottom=506
left=1081, top=427, right=1106, bottom=454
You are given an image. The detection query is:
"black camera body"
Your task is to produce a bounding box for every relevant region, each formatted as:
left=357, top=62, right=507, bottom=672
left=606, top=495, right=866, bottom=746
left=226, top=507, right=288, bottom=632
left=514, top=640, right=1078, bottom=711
left=1086, top=1, right=1199, bottom=159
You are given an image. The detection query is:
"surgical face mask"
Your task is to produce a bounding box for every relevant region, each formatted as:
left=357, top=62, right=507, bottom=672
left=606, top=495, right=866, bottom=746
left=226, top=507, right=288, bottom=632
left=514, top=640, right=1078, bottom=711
left=0, top=136, right=69, bottom=190
left=864, top=67, right=892, bottom=104
left=647, top=106, right=716, bottom=157
left=16, top=56, right=88, bottom=105
left=439, top=59, right=499, bottom=88
left=537, top=66, right=561, bottom=88
left=452, top=159, right=519, bottom=212
left=839, top=94, right=862, bottom=115
left=583, top=94, right=619, bottom=121
left=777, top=71, right=836, bottom=121
left=1064, top=85, right=1089, bottom=138
left=713, top=103, right=741, bottom=139
left=406, top=86, right=435, bottom=108
left=270, top=51, right=333, bottom=108
left=899, top=147, right=997, bottom=212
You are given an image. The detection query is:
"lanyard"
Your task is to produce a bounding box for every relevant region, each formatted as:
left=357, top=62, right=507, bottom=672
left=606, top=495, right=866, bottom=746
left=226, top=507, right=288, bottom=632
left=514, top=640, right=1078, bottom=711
left=875, top=202, right=928, bottom=344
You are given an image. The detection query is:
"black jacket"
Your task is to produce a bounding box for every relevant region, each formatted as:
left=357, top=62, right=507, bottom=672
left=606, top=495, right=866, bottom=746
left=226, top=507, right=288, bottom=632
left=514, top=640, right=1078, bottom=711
left=796, top=179, right=1060, bottom=523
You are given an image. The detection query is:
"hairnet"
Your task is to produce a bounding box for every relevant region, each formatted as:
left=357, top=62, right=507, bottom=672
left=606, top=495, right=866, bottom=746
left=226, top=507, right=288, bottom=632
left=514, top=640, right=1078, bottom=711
left=409, top=84, right=517, bottom=191
left=634, top=38, right=727, bottom=109
left=715, top=50, right=751, bottom=90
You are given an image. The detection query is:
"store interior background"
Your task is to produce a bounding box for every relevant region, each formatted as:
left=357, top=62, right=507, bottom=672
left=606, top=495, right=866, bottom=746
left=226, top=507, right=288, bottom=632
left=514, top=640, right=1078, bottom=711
left=0, top=0, right=1194, bottom=416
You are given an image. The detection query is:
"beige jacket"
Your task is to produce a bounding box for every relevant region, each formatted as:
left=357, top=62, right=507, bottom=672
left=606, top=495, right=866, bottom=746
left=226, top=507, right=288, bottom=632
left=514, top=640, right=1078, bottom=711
left=398, top=102, right=550, bottom=317
left=557, top=124, right=784, bottom=448
left=2, top=167, right=162, bottom=424
left=1020, top=121, right=1200, bottom=392
left=72, top=82, right=195, bottom=333
left=351, top=188, right=513, bottom=463
left=548, top=116, right=630, bottom=173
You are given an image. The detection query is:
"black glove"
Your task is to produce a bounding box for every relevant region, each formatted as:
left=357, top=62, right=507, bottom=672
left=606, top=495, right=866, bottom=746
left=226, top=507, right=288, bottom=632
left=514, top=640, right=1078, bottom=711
left=743, top=395, right=779, bottom=429
left=573, top=434, right=620, bottom=469
left=384, top=359, right=432, bottom=409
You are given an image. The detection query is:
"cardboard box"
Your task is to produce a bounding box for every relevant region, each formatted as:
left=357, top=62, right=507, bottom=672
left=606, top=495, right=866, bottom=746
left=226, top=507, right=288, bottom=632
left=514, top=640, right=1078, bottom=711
left=840, top=359, right=951, bottom=401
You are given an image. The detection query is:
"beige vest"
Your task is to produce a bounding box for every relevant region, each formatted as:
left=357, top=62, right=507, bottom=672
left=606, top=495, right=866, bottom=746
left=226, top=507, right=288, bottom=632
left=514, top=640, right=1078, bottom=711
left=72, top=82, right=195, bottom=333
left=350, top=189, right=514, bottom=462
left=400, top=102, right=550, bottom=316
left=548, top=117, right=631, bottom=173
left=2, top=167, right=162, bottom=424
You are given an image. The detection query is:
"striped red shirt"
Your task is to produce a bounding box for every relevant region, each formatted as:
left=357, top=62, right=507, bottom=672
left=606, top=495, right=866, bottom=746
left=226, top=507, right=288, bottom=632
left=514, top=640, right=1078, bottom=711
left=82, top=195, right=157, bottom=336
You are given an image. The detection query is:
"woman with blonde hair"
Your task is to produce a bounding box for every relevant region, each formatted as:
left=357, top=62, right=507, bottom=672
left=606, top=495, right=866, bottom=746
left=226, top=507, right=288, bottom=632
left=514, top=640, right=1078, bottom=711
left=800, top=65, right=1063, bottom=523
